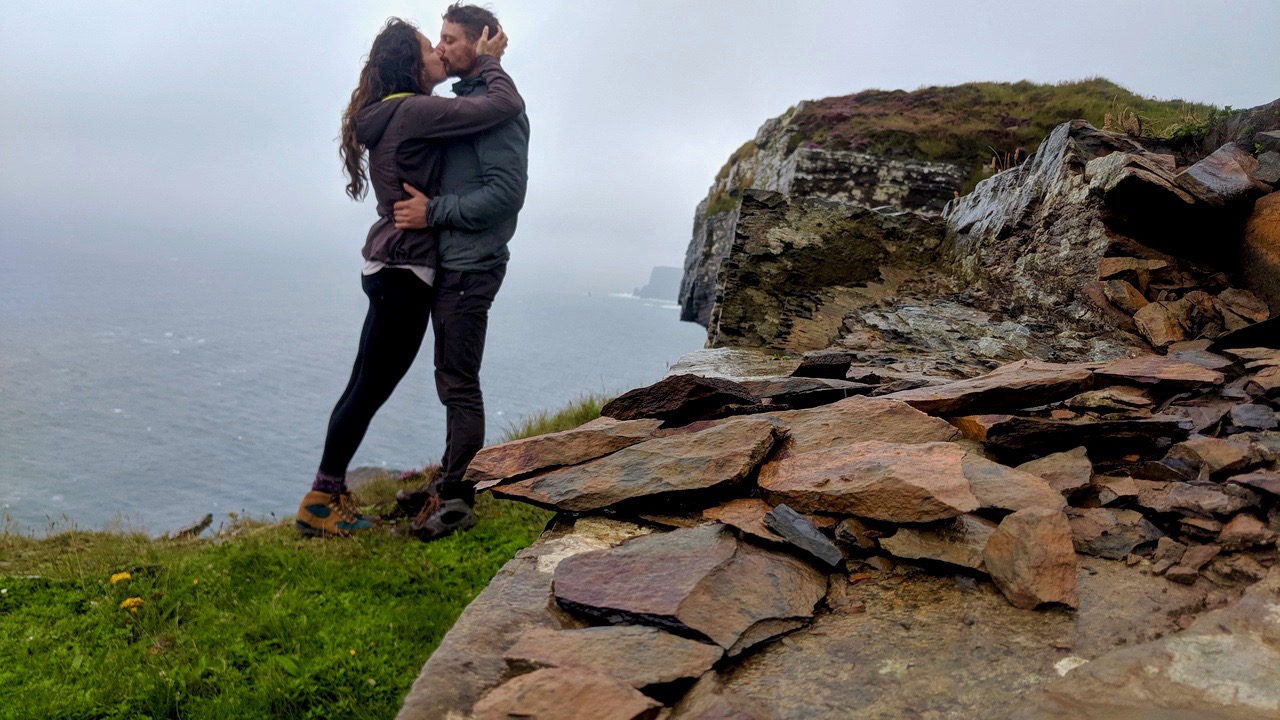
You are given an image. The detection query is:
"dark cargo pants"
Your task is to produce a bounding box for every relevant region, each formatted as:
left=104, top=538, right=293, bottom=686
left=432, top=265, right=506, bottom=503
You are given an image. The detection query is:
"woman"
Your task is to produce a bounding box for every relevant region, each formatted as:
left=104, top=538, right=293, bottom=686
left=296, top=17, right=520, bottom=537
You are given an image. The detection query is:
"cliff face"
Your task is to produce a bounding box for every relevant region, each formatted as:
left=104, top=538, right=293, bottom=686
left=679, top=102, right=967, bottom=326
left=680, top=79, right=1225, bottom=330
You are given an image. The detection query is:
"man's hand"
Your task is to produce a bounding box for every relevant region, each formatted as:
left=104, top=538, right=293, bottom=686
left=394, top=184, right=430, bottom=230
left=475, top=25, right=508, bottom=59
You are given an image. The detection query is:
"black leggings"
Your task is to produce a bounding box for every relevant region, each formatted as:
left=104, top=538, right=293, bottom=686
left=318, top=269, right=433, bottom=477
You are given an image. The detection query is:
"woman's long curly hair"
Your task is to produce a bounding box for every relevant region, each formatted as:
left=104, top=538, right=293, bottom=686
left=340, top=18, right=426, bottom=200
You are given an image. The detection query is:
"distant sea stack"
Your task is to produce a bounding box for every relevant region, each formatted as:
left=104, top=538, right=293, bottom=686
left=678, top=78, right=1228, bottom=328
left=634, top=266, right=681, bottom=300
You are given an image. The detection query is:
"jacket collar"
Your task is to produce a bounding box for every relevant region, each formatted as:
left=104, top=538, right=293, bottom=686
left=452, top=73, right=486, bottom=96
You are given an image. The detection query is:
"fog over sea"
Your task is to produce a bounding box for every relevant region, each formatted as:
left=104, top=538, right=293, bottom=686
left=0, top=232, right=705, bottom=535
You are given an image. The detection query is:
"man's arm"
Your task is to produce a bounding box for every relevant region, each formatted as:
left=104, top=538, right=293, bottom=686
left=428, top=115, right=529, bottom=231
left=393, top=116, right=528, bottom=231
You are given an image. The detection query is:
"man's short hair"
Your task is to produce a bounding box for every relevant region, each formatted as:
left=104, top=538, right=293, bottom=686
left=442, top=3, right=500, bottom=42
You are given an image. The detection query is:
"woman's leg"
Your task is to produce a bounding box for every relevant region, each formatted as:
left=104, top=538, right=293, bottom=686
left=317, top=269, right=433, bottom=481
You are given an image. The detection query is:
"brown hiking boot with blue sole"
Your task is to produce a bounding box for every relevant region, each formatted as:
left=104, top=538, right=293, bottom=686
left=295, top=490, right=376, bottom=537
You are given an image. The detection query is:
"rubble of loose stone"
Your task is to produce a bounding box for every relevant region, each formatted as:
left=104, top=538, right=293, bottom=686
left=434, top=341, right=1280, bottom=717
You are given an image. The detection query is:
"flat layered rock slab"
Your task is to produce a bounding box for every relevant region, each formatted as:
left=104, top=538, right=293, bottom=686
left=1015, top=568, right=1280, bottom=720
left=952, top=414, right=1191, bottom=463
left=468, top=418, right=662, bottom=490
left=1092, top=355, right=1225, bottom=392
left=600, top=374, right=759, bottom=426
left=702, top=498, right=785, bottom=543
left=738, top=376, right=873, bottom=408
left=718, top=557, right=1212, bottom=719
left=472, top=667, right=662, bottom=720
left=759, top=441, right=981, bottom=523
left=552, top=524, right=828, bottom=655
left=396, top=518, right=652, bottom=720
left=883, top=359, right=1095, bottom=416
left=1016, top=447, right=1093, bottom=496
left=493, top=416, right=785, bottom=512
left=880, top=514, right=997, bottom=570
left=503, top=625, right=722, bottom=690
left=766, top=395, right=958, bottom=459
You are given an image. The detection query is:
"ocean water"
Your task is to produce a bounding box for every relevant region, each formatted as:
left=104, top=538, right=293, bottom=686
left=0, top=237, right=705, bottom=534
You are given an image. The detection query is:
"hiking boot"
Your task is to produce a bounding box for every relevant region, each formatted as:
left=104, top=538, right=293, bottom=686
left=406, top=495, right=475, bottom=542
left=394, top=486, right=436, bottom=519
left=295, top=490, right=375, bottom=537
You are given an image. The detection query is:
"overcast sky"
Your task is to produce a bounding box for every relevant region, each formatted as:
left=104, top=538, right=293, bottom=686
left=2, top=0, right=1278, bottom=292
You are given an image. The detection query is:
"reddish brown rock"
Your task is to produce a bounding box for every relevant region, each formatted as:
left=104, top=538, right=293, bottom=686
left=1016, top=447, right=1093, bottom=496
left=880, top=514, right=997, bottom=570
left=502, top=626, right=723, bottom=690
left=493, top=416, right=784, bottom=512
left=1174, top=142, right=1265, bottom=207
left=1132, top=301, right=1188, bottom=349
left=468, top=418, right=661, bottom=490
left=1217, top=288, right=1270, bottom=324
left=1093, top=355, right=1225, bottom=392
left=1092, top=475, right=1139, bottom=506
left=1096, top=256, right=1169, bottom=290
left=1135, top=480, right=1261, bottom=518
left=600, top=374, right=759, bottom=426
left=1217, top=514, right=1277, bottom=551
left=738, top=377, right=872, bottom=408
left=982, top=507, right=1079, bottom=609
left=1247, top=366, right=1280, bottom=397
left=1165, top=544, right=1221, bottom=585
left=951, top=414, right=1190, bottom=463
left=833, top=517, right=881, bottom=552
left=1164, top=435, right=1259, bottom=478
left=669, top=673, right=774, bottom=720
left=883, top=360, right=1095, bottom=416
left=962, top=454, right=1067, bottom=513
left=1229, top=469, right=1280, bottom=497
left=1065, top=508, right=1162, bottom=559
left=758, top=441, right=981, bottom=523
left=552, top=525, right=827, bottom=655
left=765, top=395, right=958, bottom=460
left=472, top=667, right=662, bottom=720
left=702, top=498, right=784, bottom=543
left=1063, top=386, right=1153, bottom=413
left=1241, top=192, right=1280, bottom=313
left=1100, top=279, right=1149, bottom=314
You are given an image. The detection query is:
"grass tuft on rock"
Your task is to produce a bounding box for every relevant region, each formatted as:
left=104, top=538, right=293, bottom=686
left=0, top=394, right=610, bottom=720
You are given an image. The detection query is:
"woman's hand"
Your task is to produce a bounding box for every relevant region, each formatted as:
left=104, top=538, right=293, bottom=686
left=474, top=25, right=508, bottom=60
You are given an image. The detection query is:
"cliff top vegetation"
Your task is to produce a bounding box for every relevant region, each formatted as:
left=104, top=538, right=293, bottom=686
left=709, top=77, right=1222, bottom=209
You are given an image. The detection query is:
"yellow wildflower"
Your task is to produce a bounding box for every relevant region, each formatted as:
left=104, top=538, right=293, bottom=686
left=192, top=578, right=199, bottom=586
left=119, top=597, right=144, bottom=612
left=349, top=648, right=356, bottom=656
left=110, top=572, right=131, bottom=585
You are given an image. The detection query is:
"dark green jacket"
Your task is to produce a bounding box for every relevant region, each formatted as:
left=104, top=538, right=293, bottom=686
left=426, top=72, right=530, bottom=271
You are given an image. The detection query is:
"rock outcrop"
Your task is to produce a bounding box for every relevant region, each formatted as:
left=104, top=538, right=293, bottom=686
left=396, top=89, right=1280, bottom=720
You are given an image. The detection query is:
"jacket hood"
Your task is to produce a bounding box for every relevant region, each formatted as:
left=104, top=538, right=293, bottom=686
left=355, top=97, right=407, bottom=148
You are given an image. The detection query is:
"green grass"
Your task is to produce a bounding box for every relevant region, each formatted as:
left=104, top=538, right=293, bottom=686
left=0, top=394, right=611, bottom=720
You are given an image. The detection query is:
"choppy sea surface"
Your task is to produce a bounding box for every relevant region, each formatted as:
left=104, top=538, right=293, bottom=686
left=0, top=237, right=705, bottom=534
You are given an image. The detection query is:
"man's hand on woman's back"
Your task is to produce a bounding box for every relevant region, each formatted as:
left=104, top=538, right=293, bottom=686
left=394, top=184, right=429, bottom=230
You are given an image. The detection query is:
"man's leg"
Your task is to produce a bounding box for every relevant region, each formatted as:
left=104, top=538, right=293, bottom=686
left=431, top=265, right=506, bottom=505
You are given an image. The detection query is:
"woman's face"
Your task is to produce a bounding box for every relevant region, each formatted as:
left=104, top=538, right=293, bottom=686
left=418, top=32, right=447, bottom=87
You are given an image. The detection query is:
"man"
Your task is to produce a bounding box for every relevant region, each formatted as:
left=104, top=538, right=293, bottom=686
left=392, top=3, right=529, bottom=540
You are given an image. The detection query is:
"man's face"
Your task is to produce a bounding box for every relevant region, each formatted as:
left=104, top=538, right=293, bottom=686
left=437, top=20, right=478, bottom=78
